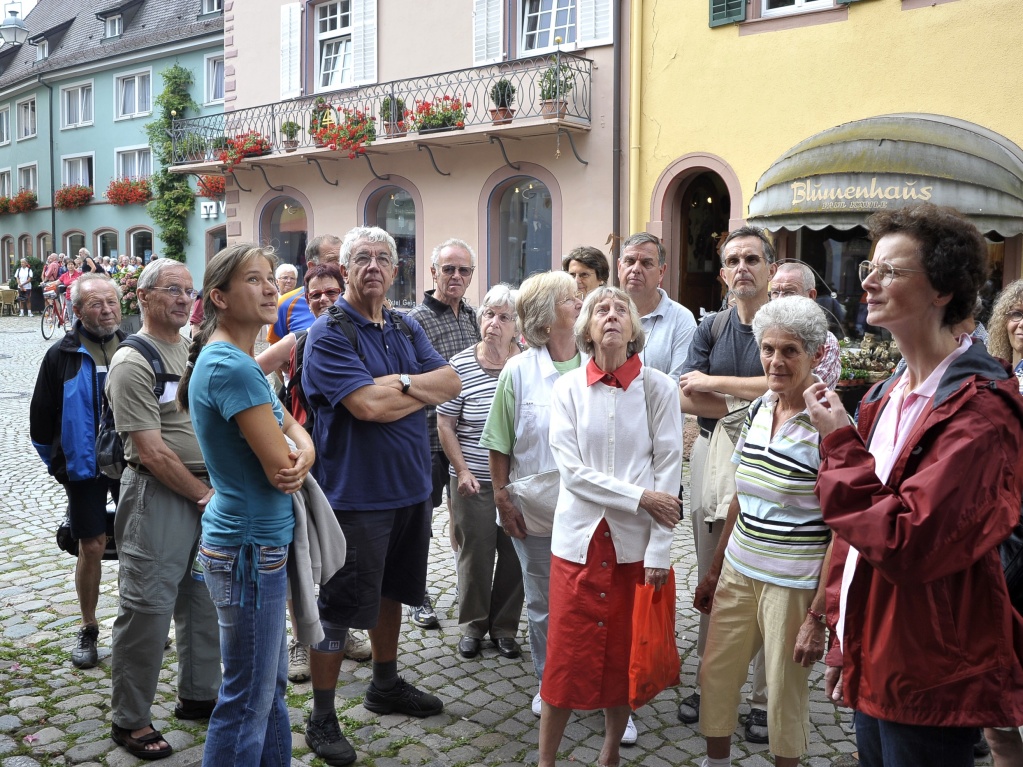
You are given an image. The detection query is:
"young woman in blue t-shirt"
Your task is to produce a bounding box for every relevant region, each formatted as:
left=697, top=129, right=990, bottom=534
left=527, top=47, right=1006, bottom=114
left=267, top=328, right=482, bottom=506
left=178, top=243, right=314, bottom=767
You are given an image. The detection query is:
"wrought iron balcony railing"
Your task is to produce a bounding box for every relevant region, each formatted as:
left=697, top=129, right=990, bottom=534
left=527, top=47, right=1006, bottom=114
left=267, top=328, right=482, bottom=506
left=169, top=51, right=592, bottom=165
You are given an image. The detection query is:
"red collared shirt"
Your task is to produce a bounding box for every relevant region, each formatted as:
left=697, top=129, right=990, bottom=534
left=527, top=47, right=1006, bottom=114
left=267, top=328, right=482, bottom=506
left=585, top=353, right=642, bottom=391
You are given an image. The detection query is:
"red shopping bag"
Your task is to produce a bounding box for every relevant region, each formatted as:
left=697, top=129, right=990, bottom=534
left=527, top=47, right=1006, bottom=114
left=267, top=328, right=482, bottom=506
left=628, top=566, right=680, bottom=710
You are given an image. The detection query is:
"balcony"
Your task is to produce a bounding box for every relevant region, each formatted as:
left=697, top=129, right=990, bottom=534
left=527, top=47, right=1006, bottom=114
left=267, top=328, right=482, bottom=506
left=168, top=51, right=592, bottom=177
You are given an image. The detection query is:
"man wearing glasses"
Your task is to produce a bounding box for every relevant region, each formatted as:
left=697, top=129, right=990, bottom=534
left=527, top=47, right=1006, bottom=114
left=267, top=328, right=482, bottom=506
left=677, top=225, right=777, bottom=743
left=406, top=239, right=482, bottom=629
left=105, top=259, right=221, bottom=759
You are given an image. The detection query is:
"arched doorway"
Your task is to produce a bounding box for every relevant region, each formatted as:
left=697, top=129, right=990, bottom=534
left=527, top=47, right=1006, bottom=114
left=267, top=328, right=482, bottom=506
left=366, top=186, right=417, bottom=310
left=678, top=172, right=730, bottom=315
left=260, top=197, right=307, bottom=278
left=492, top=176, right=553, bottom=286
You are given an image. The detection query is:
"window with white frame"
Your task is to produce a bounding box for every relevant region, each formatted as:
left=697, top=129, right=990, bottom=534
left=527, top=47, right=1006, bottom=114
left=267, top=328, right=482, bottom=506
left=116, top=148, right=152, bottom=179
left=202, top=0, right=222, bottom=13
left=521, top=0, right=576, bottom=52
left=63, top=156, right=93, bottom=187
left=62, top=83, right=94, bottom=129
left=116, top=72, right=151, bottom=118
left=761, top=0, right=833, bottom=16
left=35, top=40, right=48, bottom=60
left=17, top=98, right=35, bottom=139
left=206, top=55, right=225, bottom=103
left=18, top=165, right=37, bottom=192
left=0, top=170, right=10, bottom=198
left=105, top=14, right=122, bottom=37
left=0, top=107, right=8, bottom=145
left=315, top=1, right=353, bottom=91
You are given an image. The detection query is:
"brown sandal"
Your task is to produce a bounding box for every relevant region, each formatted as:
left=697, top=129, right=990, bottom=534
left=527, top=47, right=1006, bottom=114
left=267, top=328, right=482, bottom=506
left=111, top=723, right=173, bottom=761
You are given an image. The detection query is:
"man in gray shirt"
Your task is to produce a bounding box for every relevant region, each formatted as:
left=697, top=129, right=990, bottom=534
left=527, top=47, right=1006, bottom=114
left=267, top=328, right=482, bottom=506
left=618, top=232, right=697, bottom=379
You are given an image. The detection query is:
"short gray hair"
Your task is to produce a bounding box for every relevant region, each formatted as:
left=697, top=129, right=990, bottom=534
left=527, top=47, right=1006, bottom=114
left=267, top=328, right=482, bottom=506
left=752, top=295, right=828, bottom=357
left=574, top=286, right=646, bottom=357
left=517, top=271, right=575, bottom=348
left=621, top=232, right=666, bottom=266
left=71, top=272, right=121, bottom=309
left=340, top=226, right=398, bottom=267
left=275, top=263, right=298, bottom=279
left=476, top=283, right=517, bottom=326
left=432, top=238, right=476, bottom=269
left=137, top=259, right=190, bottom=318
left=775, top=261, right=815, bottom=293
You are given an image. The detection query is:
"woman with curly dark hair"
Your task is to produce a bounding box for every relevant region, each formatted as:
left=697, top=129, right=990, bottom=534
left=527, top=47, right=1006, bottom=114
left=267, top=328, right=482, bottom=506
left=804, top=204, right=1023, bottom=767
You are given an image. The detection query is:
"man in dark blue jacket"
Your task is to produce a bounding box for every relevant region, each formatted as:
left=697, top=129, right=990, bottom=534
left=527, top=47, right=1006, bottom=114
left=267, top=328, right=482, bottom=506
left=30, top=273, right=123, bottom=669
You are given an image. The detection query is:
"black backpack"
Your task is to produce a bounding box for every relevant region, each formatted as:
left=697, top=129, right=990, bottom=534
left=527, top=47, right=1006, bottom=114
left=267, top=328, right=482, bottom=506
left=324, top=304, right=415, bottom=360
left=95, top=334, right=181, bottom=479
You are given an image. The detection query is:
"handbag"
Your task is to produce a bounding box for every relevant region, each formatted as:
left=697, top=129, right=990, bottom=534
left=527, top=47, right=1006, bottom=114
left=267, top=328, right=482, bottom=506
left=56, top=505, right=119, bottom=561
left=628, top=566, right=680, bottom=710
left=504, top=469, right=560, bottom=535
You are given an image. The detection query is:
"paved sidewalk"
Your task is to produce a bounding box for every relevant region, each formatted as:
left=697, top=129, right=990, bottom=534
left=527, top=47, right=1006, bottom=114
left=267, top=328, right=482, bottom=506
left=0, top=313, right=909, bottom=766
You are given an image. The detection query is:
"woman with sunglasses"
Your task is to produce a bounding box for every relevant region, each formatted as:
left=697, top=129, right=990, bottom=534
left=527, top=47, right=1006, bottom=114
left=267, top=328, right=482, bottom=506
left=804, top=204, right=1023, bottom=767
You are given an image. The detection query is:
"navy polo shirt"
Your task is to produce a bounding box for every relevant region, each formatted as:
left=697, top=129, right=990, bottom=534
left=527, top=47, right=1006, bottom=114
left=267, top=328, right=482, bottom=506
left=304, top=297, right=448, bottom=511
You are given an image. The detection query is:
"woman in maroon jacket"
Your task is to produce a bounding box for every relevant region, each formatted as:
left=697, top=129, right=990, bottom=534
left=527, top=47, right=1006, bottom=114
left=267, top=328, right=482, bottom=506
left=803, top=203, right=1023, bottom=767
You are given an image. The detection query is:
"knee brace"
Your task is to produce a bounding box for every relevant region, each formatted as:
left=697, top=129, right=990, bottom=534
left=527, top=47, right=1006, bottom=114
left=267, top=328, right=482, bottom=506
left=311, top=622, right=348, bottom=654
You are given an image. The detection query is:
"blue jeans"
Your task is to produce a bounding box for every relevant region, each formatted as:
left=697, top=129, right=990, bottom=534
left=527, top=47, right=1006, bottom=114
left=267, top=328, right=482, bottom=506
left=199, top=542, right=290, bottom=767
left=511, top=533, right=551, bottom=682
left=854, top=711, right=976, bottom=767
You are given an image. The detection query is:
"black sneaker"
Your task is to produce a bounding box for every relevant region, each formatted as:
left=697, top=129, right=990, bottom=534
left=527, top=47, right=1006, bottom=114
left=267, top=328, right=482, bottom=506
left=304, top=714, right=356, bottom=766
left=409, top=595, right=440, bottom=629
left=71, top=625, right=99, bottom=669
left=364, top=677, right=443, bottom=717
left=677, top=691, right=700, bottom=724
left=744, top=707, right=769, bottom=744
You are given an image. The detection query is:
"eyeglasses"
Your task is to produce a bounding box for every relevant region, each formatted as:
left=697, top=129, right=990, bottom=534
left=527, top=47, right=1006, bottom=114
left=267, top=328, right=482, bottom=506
left=723, top=254, right=765, bottom=270
left=1008, top=311, right=1023, bottom=324
left=858, top=260, right=926, bottom=286
left=350, top=252, right=394, bottom=269
left=482, top=309, right=515, bottom=323
left=769, top=288, right=800, bottom=300
left=149, top=285, right=199, bottom=300
left=308, top=288, right=341, bottom=301
left=440, top=265, right=475, bottom=277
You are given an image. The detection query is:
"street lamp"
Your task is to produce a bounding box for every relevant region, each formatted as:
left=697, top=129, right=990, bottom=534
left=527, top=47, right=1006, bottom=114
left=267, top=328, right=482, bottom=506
left=0, top=2, right=29, bottom=47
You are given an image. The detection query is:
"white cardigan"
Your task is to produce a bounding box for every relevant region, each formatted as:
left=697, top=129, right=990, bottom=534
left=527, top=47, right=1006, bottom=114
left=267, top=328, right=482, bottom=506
left=548, top=364, right=682, bottom=569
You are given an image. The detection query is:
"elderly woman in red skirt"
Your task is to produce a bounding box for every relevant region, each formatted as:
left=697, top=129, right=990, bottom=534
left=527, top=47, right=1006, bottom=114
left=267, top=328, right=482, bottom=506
left=541, top=286, right=683, bottom=767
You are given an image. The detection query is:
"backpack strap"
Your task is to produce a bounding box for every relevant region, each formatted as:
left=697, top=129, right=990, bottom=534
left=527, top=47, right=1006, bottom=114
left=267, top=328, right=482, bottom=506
left=710, top=307, right=732, bottom=346
left=120, top=334, right=180, bottom=398
left=325, top=305, right=363, bottom=361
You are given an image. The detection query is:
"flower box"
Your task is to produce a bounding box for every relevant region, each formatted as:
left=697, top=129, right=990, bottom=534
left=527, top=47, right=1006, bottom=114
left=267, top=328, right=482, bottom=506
left=106, top=178, right=152, bottom=206
left=55, top=184, right=93, bottom=211
left=10, top=189, right=38, bottom=213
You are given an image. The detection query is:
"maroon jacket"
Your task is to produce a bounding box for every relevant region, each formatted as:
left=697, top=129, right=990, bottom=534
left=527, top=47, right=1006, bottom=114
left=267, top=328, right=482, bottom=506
left=818, top=341, right=1023, bottom=727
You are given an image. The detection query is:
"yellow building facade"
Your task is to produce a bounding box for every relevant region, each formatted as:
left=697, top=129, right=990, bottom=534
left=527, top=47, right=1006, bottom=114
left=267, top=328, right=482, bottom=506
left=633, top=0, right=1023, bottom=319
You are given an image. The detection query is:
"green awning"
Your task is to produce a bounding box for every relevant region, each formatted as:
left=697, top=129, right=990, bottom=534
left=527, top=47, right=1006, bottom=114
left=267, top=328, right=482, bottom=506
left=747, top=114, right=1023, bottom=237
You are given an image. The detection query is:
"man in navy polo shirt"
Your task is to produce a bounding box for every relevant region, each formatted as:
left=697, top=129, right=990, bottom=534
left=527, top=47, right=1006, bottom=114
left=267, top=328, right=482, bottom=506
left=301, top=226, right=462, bottom=766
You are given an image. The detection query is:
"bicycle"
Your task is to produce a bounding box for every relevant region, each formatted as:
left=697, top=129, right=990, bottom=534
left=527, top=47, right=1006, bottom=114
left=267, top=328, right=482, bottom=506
left=41, top=284, right=70, bottom=340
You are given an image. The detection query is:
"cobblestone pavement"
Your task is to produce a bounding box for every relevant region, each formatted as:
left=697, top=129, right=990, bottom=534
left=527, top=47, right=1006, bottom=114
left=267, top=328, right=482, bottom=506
left=0, top=313, right=959, bottom=767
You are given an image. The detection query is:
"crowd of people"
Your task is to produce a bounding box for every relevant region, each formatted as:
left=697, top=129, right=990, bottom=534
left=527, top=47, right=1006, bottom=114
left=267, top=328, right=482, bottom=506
left=26, top=203, right=1023, bottom=767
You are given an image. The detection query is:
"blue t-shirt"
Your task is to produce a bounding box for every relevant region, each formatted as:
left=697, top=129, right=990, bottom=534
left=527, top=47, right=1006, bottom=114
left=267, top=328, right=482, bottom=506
left=189, top=342, right=294, bottom=547
left=304, top=298, right=448, bottom=510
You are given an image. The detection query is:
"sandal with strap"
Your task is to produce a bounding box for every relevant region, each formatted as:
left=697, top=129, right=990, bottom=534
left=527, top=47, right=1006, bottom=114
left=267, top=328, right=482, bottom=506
left=111, top=723, right=174, bottom=761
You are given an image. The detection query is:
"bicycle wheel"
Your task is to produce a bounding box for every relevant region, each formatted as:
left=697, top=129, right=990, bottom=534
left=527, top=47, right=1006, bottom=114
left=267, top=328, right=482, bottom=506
left=41, top=304, right=57, bottom=339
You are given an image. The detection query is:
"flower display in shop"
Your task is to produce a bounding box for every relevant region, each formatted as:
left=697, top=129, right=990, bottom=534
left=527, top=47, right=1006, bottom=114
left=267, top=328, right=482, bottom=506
left=405, top=95, right=470, bottom=132
left=197, top=175, right=226, bottom=198
left=113, top=266, right=140, bottom=316
left=106, top=177, right=152, bottom=206
left=10, top=189, right=39, bottom=213
left=311, top=107, right=376, bottom=158
left=218, top=131, right=273, bottom=172
left=54, top=184, right=94, bottom=210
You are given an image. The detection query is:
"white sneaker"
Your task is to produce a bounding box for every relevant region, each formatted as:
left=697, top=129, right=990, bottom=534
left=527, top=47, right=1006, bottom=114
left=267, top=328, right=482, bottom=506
left=28, top=310, right=32, bottom=317
left=288, top=638, right=310, bottom=682
left=621, top=716, right=637, bottom=746
left=344, top=629, right=372, bottom=661
left=19, top=311, right=24, bottom=316
left=532, top=691, right=542, bottom=717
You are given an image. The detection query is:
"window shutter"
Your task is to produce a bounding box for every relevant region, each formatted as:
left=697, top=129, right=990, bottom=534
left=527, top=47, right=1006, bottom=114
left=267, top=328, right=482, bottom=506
left=709, top=0, right=745, bottom=27
left=473, top=0, right=502, bottom=65
left=280, top=3, right=301, bottom=100
left=352, top=0, right=377, bottom=86
left=578, top=0, right=612, bottom=46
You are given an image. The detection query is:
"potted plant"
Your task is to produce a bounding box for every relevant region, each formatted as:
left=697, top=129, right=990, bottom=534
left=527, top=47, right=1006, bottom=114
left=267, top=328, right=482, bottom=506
left=197, top=175, right=226, bottom=198
left=380, top=95, right=406, bottom=138
left=310, top=97, right=333, bottom=146
left=217, top=131, right=273, bottom=172
left=281, top=120, right=302, bottom=151
left=489, top=79, right=516, bottom=125
left=9, top=189, right=38, bottom=213
left=178, top=133, right=208, bottom=162
left=405, top=95, right=470, bottom=134
left=311, top=108, right=376, bottom=158
left=106, top=178, right=152, bottom=206
left=539, top=63, right=574, bottom=119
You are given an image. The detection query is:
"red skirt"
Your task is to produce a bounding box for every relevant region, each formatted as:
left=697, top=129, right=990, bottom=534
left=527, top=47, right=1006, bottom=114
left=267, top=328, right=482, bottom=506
left=542, top=518, right=645, bottom=710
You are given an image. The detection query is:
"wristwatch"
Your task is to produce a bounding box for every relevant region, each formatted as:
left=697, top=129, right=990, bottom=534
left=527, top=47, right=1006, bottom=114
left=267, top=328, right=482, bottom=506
left=807, top=607, right=827, bottom=625
left=399, top=374, right=411, bottom=395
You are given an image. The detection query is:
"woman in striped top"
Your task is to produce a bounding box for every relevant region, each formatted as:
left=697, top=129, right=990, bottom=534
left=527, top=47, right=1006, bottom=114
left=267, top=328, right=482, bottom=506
left=437, top=285, right=523, bottom=661
left=693, top=296, right=833, bottom=767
